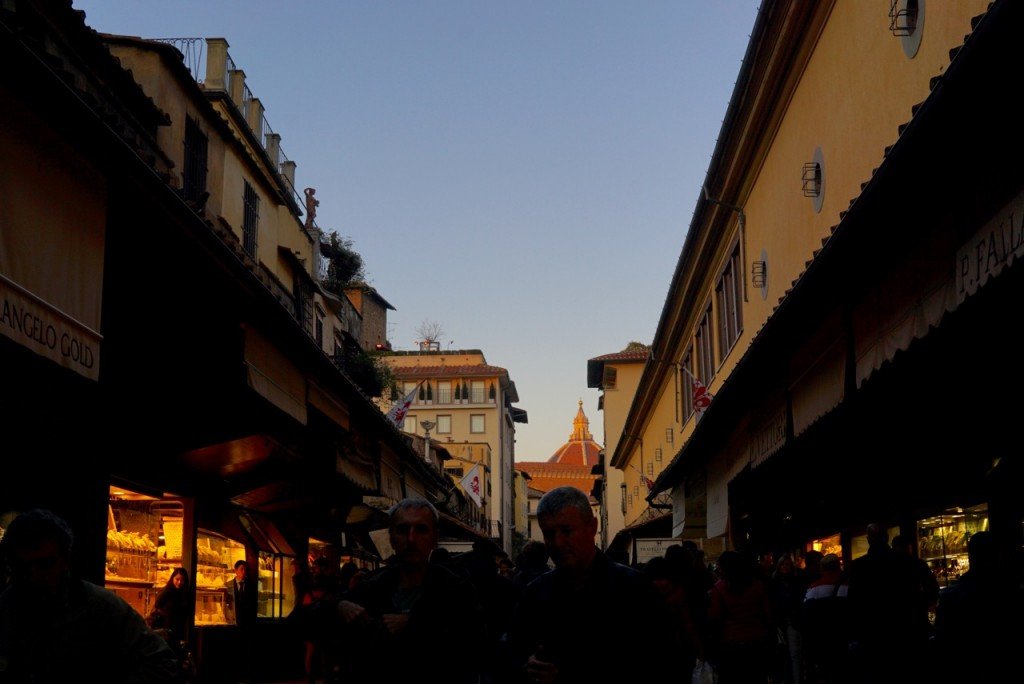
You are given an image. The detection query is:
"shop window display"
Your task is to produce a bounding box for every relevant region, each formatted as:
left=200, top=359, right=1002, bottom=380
left=256, top=551, right=294, bottom=618
left=917, top=503, right=988, bottom=587
left=106, top=487, right=182, bottom=618
left=194, top=530, right=246, bottom=625
left=850, top=525, right=899, bottom=560
left=808, top=533, right=842, bottom=559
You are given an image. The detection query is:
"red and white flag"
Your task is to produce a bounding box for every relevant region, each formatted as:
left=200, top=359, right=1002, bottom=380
left=459, top=464, right=483, bottom=507
left=386, top=384, right=419, bottom=428
left=630, top=465, right=655, bottom=493
left=692, top=377, right=713, bottom=413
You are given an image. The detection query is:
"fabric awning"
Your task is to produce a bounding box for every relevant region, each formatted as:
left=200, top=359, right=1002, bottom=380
left=337, top=451, right=378, bottom=493
left=239, top=510, right=296, bottom=556
left=243, top=325, right=307, bottom=424
left=309, top=380, right=350, bottom=430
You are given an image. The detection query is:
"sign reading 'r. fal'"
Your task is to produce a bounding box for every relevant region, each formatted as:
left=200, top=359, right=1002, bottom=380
left=957, top=188, right=1024, bottom=303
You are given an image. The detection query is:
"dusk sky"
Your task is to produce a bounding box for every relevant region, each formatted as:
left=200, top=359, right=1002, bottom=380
left=74, top=0, right=760, bottom=461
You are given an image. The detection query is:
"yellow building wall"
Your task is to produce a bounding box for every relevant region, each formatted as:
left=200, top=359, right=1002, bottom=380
left=720, top=0, right=989, bottom=384
left=623, top=370, right=677, bottom=527
left=599, top=361, right=644, bottom=545
left=636, top=0, right=989, bottom=540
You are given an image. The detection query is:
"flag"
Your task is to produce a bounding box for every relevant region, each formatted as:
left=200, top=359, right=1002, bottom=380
left=385, top=384, right=419, bottom=428
left=459, top=464, right=483, bottom=507
left=630, top=465, right=655, bottom=494
left=692, top=377, right=713, bottom=413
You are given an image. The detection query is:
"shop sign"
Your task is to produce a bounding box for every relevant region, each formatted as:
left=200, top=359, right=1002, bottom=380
left=957, top=188, right=1024, bottom=303
left=748, top=410, right=786, bottom=468
left=634, top=538, right=679, bottom=564
left=0, top=274, right=100, bottom=381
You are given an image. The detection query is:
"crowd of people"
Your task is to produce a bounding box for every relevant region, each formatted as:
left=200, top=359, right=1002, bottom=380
left=2, top=495, right=1022, bottom=683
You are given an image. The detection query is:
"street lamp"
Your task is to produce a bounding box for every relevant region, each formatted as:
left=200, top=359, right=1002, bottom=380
left=420, top=420, right=436, bottom=463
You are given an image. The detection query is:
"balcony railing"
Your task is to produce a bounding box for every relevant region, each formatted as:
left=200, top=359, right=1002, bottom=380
left=152, top=38, right=207, bottom=83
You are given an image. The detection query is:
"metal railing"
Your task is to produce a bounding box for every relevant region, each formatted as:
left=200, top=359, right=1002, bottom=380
left=152, top=38, right=206, bottom=82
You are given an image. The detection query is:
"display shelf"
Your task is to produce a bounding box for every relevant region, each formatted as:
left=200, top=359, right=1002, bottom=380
left=104, top=575, right=154, bottom=587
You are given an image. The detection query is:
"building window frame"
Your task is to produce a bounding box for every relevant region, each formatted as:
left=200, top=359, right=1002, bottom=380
left=716, top=244, right=743, bottom=361
left=436, top=415, right=452, bottom=434
left=183, top=116, right=208, bottom=204
left=680, top=346, right=695, bottom=423
left=314, top=305, right=324, bottom=348
left=470, top=414, right=485, bottom=434
left=696, top=302, right=715, bottom=383
left=437, top=381, right=452, bottom=404
left=470, top=381, right=486, bottom=404
left=242, top=180, right=259, bottom=257
left=403, top=414, right=417, bottom=434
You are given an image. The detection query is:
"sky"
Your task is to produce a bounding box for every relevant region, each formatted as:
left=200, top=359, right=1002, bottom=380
left=74, top=0, right=760, bottom=461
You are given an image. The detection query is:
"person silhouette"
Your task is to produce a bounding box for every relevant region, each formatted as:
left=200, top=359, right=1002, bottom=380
left=0, top=508, right=182, bottom=681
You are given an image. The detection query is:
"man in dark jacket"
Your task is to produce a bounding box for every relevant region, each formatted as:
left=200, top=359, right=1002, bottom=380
left=335, top=498, right=486, bottom=683
left=0, top=508, right=182, bottom=683
left=505, top=487, right=676, bottom=683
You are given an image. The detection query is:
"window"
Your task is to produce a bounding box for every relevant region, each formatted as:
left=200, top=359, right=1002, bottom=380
left=647, top=462, right=654, bottom=476
left=665, top=428, right=673, bottom=445
left=404, top=382, right=418, bottom=399
left=470, top=414, right=485, bottom=433
left=242, top=181, right=259, bottom=257
left=436, top=415, right=452, bottom=434
left=470, top=381, right=485, bottom=403
left=655, top=447, right=663, bottom=463
left=696, top=304, right=715, bottom=385
left=890, top=0, right=924, bottom=58
left=295, top=278, right=313, bottom=335
left=403, top=415, right=417, bottom=433
left=183, top=116, right=208, bottom=204
left=680, top=347, right=695, bottom=423
left=314, top=306, right=324, bottom=347
left=716, top=245, right=742, bottom=359
left=437, top=381, right=452, bottom=404
left=602, top=366, right=617, bottom=389
left=445, top=466, right=464, bottom=478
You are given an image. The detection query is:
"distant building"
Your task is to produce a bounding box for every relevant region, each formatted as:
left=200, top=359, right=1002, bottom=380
left=379, top=349, right=527, bottom=552
left=343, top=283, right=395, bottom=351
left=587, top=345, right=650, bottom=549
left=518, top=402, right=602, bottom=542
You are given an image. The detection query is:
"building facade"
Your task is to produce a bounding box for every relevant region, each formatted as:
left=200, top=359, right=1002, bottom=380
left=380, top=349, right=528, bottom=552
left=586, top=346, right=650, bottom=549
left=0, top=6, right=472, bottom=679
left=615, top=0, right=1023, bottom=580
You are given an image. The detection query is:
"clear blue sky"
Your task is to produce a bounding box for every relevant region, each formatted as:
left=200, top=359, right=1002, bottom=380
left=75, top=0, right=759, bottom=460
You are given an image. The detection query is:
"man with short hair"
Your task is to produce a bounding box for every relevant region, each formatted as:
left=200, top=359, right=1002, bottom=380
left=334, top=498, right=485, bottom=682
left=505, top=486, right=676, bottom=683
left=0, top=508, right=182, bottom=682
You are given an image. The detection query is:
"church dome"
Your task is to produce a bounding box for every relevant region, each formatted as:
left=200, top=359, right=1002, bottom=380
left=546, top=401, right=602, bottom=467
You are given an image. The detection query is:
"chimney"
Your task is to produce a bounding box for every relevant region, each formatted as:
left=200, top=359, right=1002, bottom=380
left=204, top=38, right=229, bottom=90
left=265, top=133, right=281, bottom=168
left=280, top=160, right=297, bottom=190
left=229, top=69, right=246, bottom=109
left=245, top=97, right=264, bottom=144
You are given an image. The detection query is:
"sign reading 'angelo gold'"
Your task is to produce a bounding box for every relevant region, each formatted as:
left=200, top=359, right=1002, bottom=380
left=0, top=274, right=101, bottom=381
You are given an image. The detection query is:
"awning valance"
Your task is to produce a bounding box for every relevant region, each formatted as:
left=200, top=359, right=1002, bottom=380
left=243, top=325, right=307, bottom=424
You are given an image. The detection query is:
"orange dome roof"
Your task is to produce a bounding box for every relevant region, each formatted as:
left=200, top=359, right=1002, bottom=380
left=546, top=401, right=602, bottom=467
